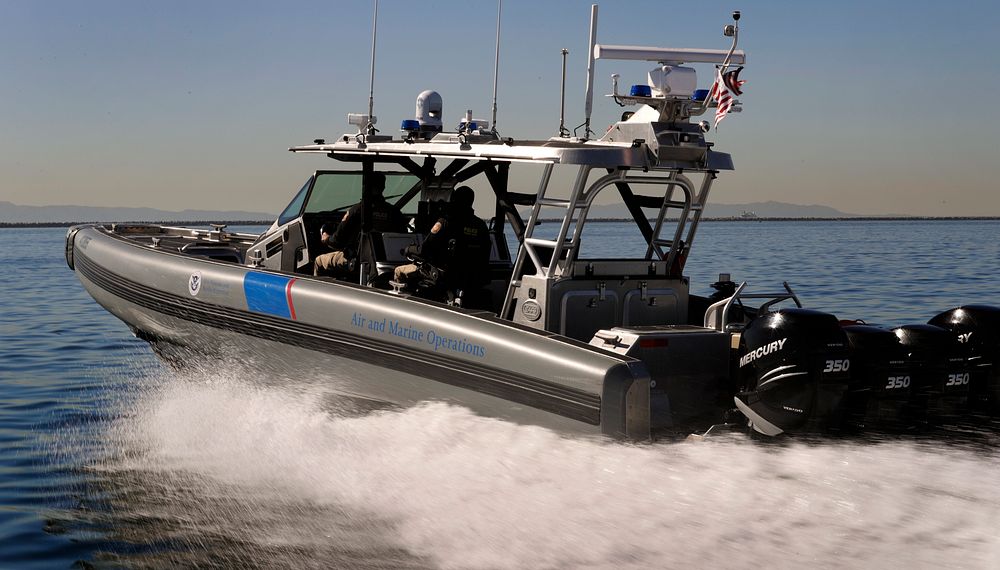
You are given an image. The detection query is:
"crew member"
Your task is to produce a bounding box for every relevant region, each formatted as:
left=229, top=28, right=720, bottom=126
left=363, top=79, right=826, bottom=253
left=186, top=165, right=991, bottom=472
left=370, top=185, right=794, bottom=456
left=394, top=186, right=491, bottom=292
left=314, top=172, right=407, bottom=277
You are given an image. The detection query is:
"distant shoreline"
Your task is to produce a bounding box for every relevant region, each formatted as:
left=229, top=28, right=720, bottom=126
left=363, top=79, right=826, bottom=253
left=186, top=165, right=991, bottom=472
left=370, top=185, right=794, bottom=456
left=2, top=216, right=999, bottom=228
left=0, top=220, right=273, bottom=228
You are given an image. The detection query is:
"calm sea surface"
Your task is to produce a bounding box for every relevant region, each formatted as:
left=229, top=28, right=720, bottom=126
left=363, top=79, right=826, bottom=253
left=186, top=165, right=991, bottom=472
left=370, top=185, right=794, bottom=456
left=2, top=220, right=1000, bottom=569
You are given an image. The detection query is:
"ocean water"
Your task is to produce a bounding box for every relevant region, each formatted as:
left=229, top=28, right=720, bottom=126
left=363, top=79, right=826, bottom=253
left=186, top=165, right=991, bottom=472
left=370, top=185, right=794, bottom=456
left=2, top=220, right=1000, bottom=569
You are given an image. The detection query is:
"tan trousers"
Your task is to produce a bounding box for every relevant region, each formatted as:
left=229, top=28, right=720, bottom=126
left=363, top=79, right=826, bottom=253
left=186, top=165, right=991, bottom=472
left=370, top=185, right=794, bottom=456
left=314, top=251, right=350, bottom=276
left=393, top=263, right=419, bottom=283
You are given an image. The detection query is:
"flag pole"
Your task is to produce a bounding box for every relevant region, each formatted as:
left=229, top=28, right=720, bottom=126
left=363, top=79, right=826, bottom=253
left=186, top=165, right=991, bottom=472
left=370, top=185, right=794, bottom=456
left=713, top=11, right=742, bottom=129
left=720, top=11, right=740, bottom=74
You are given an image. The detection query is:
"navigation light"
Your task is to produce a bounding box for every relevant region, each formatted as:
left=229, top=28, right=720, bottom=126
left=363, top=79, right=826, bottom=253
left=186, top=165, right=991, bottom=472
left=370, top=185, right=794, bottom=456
left=629, top=84, right=652, bottom=97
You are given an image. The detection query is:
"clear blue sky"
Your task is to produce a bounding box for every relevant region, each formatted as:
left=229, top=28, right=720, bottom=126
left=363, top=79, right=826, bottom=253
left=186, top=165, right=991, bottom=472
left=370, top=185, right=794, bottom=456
left=2, top=0, right=998, bottom=216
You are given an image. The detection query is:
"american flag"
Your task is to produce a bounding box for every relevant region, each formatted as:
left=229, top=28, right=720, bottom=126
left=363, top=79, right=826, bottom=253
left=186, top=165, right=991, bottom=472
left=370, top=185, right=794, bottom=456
left=709, top=67, right=745, bottom=127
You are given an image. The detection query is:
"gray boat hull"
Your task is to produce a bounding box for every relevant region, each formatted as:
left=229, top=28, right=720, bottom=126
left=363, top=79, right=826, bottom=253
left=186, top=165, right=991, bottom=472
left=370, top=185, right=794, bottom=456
left=69, top=225, right=652, bottom=439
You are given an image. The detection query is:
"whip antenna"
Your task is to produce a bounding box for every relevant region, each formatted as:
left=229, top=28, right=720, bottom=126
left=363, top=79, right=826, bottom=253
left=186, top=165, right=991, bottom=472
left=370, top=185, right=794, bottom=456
left=490, top=0, right=503, bottom=134
left=559, top=48, right=570, bottom=137
left=365, top=0, right=379, bottom=136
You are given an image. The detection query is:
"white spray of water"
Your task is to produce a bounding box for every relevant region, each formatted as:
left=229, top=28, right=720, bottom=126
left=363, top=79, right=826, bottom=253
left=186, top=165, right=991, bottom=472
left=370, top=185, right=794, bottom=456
left=107, top=371, right=1000, bottom=569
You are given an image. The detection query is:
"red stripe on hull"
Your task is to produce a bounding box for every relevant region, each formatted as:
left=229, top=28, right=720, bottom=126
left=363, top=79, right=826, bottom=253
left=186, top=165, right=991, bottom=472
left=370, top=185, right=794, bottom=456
left=286, top=278, right=298, bottom=320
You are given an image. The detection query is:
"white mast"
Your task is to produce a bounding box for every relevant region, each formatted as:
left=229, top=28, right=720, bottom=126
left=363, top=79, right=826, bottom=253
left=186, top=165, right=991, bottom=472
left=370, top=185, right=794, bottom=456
left=582, top=4, right=598, bottom=139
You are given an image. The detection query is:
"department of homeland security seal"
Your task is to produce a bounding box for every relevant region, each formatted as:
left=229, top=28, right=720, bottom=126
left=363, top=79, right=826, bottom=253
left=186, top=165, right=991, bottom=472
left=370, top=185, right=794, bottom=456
left=188, top=271, right=203, bottom=296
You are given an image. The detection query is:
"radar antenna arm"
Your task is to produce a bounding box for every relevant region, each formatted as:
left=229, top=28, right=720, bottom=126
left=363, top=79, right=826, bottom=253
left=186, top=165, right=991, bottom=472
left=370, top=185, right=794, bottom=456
left=610, top=73, right=625, bottom=107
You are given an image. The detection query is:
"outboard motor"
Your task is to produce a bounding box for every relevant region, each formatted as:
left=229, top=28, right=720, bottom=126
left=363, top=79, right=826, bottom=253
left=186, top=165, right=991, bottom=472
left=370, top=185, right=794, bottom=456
left=841, top=325, right=915, bottom=432
left=928, top=305, right=1000, bottom=417
left=893, top=324, right=972, bottom=425
left=734, top=308, right=851, bottom=436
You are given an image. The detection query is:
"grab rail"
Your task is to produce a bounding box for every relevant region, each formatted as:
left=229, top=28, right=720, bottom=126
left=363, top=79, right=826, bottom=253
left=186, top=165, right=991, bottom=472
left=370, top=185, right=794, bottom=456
left=704, top=281, right=802, bottom=331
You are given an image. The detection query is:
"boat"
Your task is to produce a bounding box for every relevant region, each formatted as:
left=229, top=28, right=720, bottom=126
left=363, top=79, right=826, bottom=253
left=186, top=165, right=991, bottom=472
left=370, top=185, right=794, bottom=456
left=66, top=5, right=1000, bottom=439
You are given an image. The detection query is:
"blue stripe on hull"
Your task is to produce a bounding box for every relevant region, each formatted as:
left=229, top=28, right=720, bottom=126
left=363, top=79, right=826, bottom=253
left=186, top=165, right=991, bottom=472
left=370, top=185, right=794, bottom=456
left=243, top=271, right=291, bottom=319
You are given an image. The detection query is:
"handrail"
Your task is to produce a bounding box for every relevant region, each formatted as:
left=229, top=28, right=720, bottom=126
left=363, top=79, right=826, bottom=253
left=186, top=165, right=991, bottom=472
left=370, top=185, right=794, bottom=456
left=705, top=281, right=803, bottom=332
left=703, top=281, right=746, bottom=331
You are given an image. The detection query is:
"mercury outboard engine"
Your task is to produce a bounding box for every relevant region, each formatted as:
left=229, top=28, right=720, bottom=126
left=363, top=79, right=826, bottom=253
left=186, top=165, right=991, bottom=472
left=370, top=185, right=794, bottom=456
left=841, top=325, right=915, bottom=432
left=893, top=324, right=972, bottom=425
left=928, top=305, right=1000, bottom=417
left=734, top=308, right=851, bottom=436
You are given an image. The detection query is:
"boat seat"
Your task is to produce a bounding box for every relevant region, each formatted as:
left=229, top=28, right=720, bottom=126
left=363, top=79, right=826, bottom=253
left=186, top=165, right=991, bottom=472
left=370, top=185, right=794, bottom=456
left=372, top=231, right=508, bottom=309
left=372, top=232, right=422, bottom=264
left=517, top=259, right=689, bottom=340
left=372, top=229, right=507, bottom=267
left=179, top=243, right=244, bottom=264
left=370, top=232, right=423, bottom=280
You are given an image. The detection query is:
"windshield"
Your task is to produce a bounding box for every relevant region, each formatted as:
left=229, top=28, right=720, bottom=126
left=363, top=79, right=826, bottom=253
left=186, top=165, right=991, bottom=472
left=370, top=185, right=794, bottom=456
left=276, top=177, right=311, bottom=226
left=303, top=171, right=420, bottom=215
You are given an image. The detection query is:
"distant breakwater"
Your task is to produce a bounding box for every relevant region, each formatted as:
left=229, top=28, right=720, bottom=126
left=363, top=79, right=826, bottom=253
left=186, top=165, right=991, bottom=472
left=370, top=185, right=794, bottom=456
left=3, top=216, right=1000, bottom=229
left=0, top=220, right=272, bottom=228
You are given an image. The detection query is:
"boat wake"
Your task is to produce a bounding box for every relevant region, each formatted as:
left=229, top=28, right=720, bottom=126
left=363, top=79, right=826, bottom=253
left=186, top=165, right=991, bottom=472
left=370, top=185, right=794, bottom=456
left=96, top=367, right=1000, bottom=569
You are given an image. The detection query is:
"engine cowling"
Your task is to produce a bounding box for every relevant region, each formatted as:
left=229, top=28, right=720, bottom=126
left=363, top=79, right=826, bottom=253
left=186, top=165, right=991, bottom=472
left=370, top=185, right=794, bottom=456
left=893, top=324, right=972, bottom=424
left=841, top=325, right=915, bottom=431
left=928, top=305, right=1000, bottom=416
left=734, top=308, right=851, bottom=436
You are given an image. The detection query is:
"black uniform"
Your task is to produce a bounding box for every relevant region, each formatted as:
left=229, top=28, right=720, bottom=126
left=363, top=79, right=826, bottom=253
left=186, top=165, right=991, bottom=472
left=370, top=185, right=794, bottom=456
left=420, top=206, right=491, bottom=290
